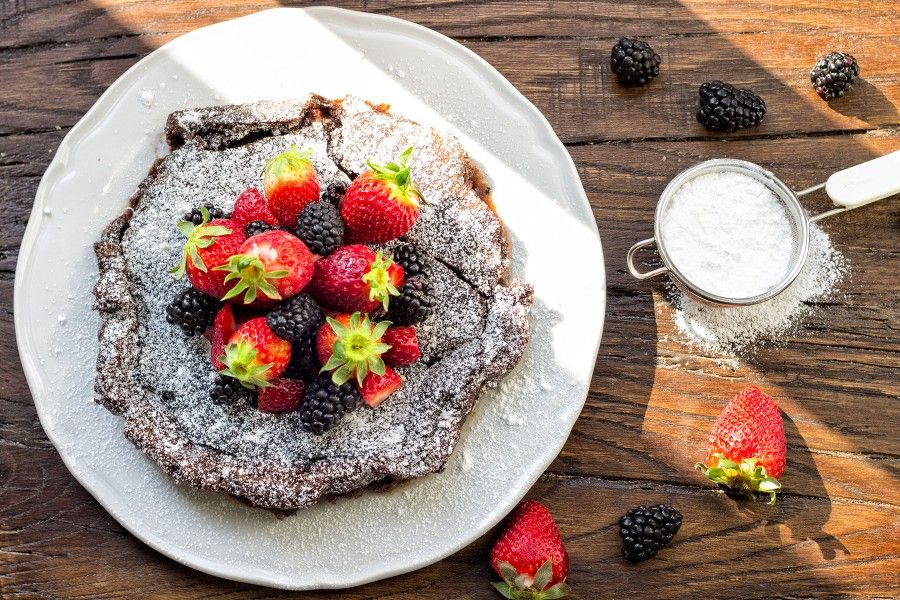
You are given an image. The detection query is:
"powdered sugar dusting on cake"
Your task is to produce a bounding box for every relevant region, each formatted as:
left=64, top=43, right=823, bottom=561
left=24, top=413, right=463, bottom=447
left=330, top=99, right=507, bottom=294
left=94, top=96, right=533, bottom=510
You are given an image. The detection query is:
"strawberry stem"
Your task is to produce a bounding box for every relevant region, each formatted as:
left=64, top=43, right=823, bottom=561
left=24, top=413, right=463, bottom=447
left=492, top=560, right=568, bottom=600
left=214, top=254, right=288, bottom=304
left=361, top=250, right=401, bottom=311
left=696, top=454, right=781, bottom=504
left=263, top=144, right=313, bottom=184
left=218, top=340, right=272, bottom=389
left=365, top=146, right=422, bottom=208
left=320, top=312, right=391, bottom=386
left=170, top=206, right=232, bottom=278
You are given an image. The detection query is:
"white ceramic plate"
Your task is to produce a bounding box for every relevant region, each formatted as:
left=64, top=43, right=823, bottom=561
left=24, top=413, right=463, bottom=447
left=15, top=7, right=605, bottom=590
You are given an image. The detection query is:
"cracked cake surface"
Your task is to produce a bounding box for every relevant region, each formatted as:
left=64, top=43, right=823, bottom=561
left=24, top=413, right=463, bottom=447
left=93, top=94, right=533, bottom=511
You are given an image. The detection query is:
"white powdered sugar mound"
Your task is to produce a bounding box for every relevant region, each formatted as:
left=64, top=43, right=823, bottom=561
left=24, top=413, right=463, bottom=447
left=659, top=170, right=795, bottom=300
left=672, top=223, right=848, bottom=355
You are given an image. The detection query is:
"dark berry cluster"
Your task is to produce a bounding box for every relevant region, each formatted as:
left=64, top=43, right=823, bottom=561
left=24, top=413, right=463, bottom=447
left=182, top=204, right=225, bottom=225
left=209, top=374, right=255, bottom=404
left=244, top=220, right=278, bottom=238
left=266, top=293, right=324, bottom=342
left=166, top=288, right=218, bottom=335
left=299, top=374, right=363, bottom=435
left=810, top=51, right=859, bottom=100
left=283, top=329, right=320, bottom=382
left=390, top=276, right=436, bottom=325
left=696, top=81, right=766, bottom=132
left=392, top=244, right=433, bottom=278
left=618, top=504, right=682, bottom=562
left=321, top=181, right=348, bottom=204
left=610, top=38, right=661, bottom=86
left=296, top=201, right=344, bottom=256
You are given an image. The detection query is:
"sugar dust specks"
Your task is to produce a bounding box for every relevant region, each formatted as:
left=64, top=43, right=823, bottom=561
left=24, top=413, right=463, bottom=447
left=139, top=90, right=155, bottom=108
left=672, top=223, right=848, bottom=355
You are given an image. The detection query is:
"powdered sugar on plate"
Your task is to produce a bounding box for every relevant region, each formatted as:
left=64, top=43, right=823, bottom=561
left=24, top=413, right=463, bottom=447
left=672, top=223, right=848, bottom=355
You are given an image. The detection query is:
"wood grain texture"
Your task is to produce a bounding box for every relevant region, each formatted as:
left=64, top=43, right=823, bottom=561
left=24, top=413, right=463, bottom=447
left=1, top=0, right=898, bottom=598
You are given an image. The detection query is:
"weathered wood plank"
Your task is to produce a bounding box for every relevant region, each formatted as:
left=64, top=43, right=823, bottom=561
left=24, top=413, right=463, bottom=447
left=3, top=0, right=900, bottom=50
left=1, top=457, right=897, bottom=599
left=2, top=17, right=898, bottom=138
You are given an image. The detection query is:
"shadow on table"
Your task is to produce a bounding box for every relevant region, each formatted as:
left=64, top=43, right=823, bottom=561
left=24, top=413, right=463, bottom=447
left=822, top=78, right=900, bottom=122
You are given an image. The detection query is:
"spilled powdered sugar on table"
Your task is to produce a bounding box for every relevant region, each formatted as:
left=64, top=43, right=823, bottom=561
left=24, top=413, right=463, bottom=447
left=670, top=223, right=848, bottom=356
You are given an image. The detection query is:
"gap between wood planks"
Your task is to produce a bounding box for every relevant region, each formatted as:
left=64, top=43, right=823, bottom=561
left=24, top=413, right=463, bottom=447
left=539, top=471, right=900, bottom=509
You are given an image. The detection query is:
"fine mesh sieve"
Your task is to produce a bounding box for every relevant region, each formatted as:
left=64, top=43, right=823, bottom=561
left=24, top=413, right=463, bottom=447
left=627, top=151, right=900, bottom=306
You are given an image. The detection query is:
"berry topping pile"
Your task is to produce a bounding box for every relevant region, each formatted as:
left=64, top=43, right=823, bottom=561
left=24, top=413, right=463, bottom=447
left=618, top=504, right=682, bottom=562
left=167, top=147, right=431, bottom=432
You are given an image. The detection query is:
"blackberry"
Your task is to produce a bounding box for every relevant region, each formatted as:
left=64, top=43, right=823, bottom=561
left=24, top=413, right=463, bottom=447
left=610, top=38, right=661, bottom=86
left=618, top=504, right=682, bottom=562
left=244, top=220, right=277, bottom=238
left=182, top=204, right=225, bottom=225
left=299, top=374, right=362, bottom=435
left=389, top=276, right=436, bottom=326
left=392, top=244, right=433, bottom=278
left=166, top=288, right=218, bottom=335
left=696, top=81, right=766, bottom=132
left=810, top=52, right=860, bottom=100
left=283, top=328, right=320, bottom=382
left=266, top=293, right=324, bottom=343
left=322, top=181, right=348, bottom=204
left=295, top=201, right=345, bottom=256
left=209, top=374, right=255, bottom=404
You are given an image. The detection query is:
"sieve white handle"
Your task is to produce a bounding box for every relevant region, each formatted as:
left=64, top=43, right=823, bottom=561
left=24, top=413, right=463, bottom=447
left=826, top=150, right=900, bottom=209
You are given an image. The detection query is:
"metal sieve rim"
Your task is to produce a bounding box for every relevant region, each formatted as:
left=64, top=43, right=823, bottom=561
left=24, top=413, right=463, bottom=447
left=653, top=159, right=811, bottom=306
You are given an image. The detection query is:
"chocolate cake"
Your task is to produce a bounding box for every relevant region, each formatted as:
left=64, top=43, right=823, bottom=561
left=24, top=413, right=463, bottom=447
left=93, top=94, right=533, bottom=511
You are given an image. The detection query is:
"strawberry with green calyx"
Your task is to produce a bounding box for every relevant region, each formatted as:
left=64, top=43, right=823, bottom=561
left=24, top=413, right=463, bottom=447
left=218, top=317, right=291, bottom=389
left=695, top=385, right=786, bottom=504
left=214, top=230, right=316, bottom=306
left=490, top=501, right=569, bottom=600
left=170, top=207, right=246, bottom=298
left=263, top=145, right=321, bottom=227
left=361, top=250, right=403, bottom=311
left=316, top=313, right=391, bottom=387
left=308, top=245, right=404, bottom=314
left=341, top=146, right=422, bottom=244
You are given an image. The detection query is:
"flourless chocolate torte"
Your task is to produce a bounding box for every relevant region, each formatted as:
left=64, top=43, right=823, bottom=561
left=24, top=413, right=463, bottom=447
left=93, top=94, right=533, bottom=512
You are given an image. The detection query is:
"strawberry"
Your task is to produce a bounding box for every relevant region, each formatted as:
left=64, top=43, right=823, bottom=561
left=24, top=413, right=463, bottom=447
left=231, top=187, right=279, bottom=226
left=215, top=230, right=316, bottom=306
left=316, top=312, right=391, bottom=387
left=219, top=317, right=291, bottom=388
left=206, top=303, right=237, bottom=370
left=381, top=326, right=420, bottom=367
left=341, top=146, right=422, bottom=244
left=359, top=366, right=402, bottom=407
left=170, top=208, right=246, bottom=299
left=308, top=245, right=404, bottom=314
left=257, top=378, right=305, bottom=413
left=263, top=145, right=321, bottom=226
left=490, top=500, right=569, bottom=600
left=696, top=385, right=786, bottom=504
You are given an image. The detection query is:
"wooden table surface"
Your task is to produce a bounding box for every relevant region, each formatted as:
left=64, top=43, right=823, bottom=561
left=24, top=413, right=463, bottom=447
left=2, top=1, right=898, bottom=598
